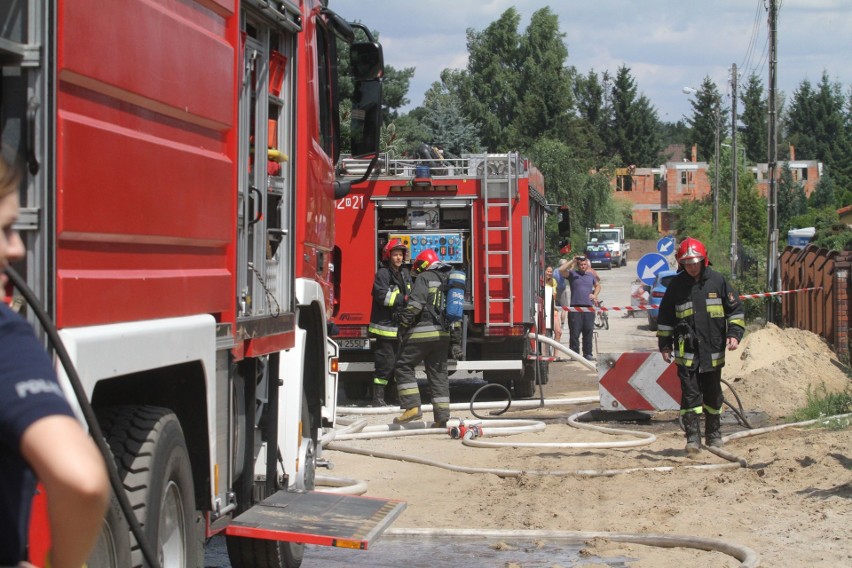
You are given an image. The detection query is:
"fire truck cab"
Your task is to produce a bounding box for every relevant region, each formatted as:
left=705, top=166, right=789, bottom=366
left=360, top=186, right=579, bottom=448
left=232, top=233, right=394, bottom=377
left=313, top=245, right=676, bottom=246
left=333, top=151, right=551, bottom=399
left=2, top=1, right=401, bottom=567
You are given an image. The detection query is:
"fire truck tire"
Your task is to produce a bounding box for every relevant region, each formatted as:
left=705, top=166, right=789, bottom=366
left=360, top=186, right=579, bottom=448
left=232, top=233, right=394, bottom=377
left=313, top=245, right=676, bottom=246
left=226, top=537, right=303, bottom=568
left=96, top=405, right=198, bottom=568
left=516, top=360, right=548, bottom=398
left=86, top=493, right=132, bottom=568
left=341, top=373, right=371, bottom=402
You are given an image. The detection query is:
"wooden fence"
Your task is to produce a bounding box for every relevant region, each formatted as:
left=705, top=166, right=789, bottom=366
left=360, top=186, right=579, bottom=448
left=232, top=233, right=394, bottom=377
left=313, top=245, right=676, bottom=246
left=779, top=245, right=851, bottom=361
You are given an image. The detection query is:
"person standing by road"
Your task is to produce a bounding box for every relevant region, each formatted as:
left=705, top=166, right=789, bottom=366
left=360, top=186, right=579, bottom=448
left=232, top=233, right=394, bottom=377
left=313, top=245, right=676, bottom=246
left=656, top=237, right=745, bottom=455
left=393, top=249, right=451, bottom=427
left=544, top=266, right=562, bottom=352
left=0, top=152, right=110, bottom=568
left=554, top=258, right=569, bottom=334
left=559, top=255, right=600, bottom=361
left=367, top=238, right=412, bottom=406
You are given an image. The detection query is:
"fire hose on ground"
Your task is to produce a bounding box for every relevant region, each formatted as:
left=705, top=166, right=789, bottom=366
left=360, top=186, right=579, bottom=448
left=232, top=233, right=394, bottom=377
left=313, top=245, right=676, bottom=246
left=327, top=384, right=851, bottom=568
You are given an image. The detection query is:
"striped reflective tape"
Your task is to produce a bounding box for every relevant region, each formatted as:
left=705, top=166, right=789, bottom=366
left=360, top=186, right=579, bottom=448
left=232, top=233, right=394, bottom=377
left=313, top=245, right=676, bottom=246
left=557, top=286, right=822, bottom=312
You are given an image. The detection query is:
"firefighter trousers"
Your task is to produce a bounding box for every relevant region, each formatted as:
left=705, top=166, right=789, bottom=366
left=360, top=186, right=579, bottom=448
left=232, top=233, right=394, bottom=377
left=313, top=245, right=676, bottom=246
left=372, top=336, right=399, bottom=387
left=678, top=365, right=723, bottom=414
left=394, top=337, right=451, bottom=423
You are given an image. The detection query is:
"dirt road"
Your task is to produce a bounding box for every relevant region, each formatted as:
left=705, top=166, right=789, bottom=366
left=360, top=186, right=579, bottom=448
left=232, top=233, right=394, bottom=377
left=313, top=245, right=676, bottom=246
left=319, top=256, right=851, bottom=567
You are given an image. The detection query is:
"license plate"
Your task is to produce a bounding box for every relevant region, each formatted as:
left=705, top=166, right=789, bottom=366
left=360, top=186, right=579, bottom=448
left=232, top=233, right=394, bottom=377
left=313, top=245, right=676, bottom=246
left=339, top=338, right=370, bottom=350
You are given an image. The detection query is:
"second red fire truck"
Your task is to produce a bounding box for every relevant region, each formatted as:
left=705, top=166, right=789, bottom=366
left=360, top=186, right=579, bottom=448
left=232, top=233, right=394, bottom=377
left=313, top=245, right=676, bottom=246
left=332, top=151, right=552, bottom=399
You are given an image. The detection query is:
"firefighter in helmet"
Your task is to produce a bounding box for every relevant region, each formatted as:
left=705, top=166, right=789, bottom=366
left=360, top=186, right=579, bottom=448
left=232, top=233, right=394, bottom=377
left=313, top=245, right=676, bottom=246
left=393, top=248, right=452, bottom=426
left=656, top=238, right=745, bottom=455
left=367, top=238, right=413, bottom=406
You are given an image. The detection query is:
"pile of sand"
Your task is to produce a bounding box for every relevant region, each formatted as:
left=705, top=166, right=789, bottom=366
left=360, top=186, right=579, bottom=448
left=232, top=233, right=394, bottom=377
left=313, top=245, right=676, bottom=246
left=722, top=323, right=850, bottom=418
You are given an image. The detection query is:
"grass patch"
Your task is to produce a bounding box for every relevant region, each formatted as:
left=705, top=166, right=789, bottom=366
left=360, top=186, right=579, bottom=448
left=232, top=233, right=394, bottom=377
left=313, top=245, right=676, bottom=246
left=792, top=382, right=852, bottom=430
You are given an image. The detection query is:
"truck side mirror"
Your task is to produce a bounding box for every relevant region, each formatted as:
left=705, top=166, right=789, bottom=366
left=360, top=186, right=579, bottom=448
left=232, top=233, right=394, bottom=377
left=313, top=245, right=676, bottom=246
left=350, top=79, right=382, bottom=158
left=350, top=41, right=384, bottom=81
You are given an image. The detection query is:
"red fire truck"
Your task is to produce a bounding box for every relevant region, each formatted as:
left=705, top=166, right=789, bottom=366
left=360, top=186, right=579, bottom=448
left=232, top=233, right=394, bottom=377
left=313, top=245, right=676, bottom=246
left=332, top=152, right=551, bottom=399
left=3, top=1, right=401, bottom=567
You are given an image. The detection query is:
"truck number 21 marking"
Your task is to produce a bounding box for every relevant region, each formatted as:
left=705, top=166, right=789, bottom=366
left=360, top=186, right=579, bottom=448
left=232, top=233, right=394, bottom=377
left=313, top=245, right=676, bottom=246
left=336, top=195, right=364, bottom=210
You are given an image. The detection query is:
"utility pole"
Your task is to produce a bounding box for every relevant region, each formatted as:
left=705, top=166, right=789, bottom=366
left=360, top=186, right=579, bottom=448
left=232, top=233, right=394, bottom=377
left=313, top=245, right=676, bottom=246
left=713, top=102, right=720, bottom=236
left=730, top=63, right=738, bottom=278
left=766, top=0, right=779, bottom=321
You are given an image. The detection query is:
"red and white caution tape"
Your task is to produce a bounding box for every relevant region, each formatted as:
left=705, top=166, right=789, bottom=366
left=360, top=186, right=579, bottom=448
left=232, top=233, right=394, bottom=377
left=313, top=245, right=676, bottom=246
left=559, top=286, right=822, bottom=313
left=738, top=286, right=821, bottom=299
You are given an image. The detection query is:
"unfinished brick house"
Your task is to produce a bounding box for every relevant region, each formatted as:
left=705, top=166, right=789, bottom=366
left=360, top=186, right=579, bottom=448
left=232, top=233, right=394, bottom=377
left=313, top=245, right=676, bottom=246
left=611, top=145, right=821, bottom=233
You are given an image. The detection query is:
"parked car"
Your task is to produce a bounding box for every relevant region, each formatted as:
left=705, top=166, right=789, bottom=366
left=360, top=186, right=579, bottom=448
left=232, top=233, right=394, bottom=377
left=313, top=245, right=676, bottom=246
left=585, top=243, right=613, bottom=270
left=646, top=269, right=680, bottom=331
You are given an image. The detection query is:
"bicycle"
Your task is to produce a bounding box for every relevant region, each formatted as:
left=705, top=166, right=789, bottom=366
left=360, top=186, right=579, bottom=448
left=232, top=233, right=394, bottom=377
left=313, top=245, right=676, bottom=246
left=593, top=299, right=609, bottom=330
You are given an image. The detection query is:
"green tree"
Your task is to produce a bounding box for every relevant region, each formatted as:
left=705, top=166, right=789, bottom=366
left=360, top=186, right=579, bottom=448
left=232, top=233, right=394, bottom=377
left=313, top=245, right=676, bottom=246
left=382, top=113, right=429, bottom=157
left=572, top=69, right=608, bottom=162
left=785, top=72, right=852, bottom=191
left=609, top=65, right=662, bottom=166
left=685, top=76, right=728, bottom=164
left=777, top=163, right=808, bottom=234
left=740, top=73, right=768, bottom=164
left=527, top=137, right=619, bottom=262
left=381, top=64, right=416, bottom=121
left=416, top=81, right=481, bottom=156
left=513, top=7, right=573, bottom=148
left=734, top=170, right=767, bottom=251
left=454, top=8, right=524, bottom=151
left=809, top=173, right=838, bottom=209
left=657, top=120, right=691, bottom=158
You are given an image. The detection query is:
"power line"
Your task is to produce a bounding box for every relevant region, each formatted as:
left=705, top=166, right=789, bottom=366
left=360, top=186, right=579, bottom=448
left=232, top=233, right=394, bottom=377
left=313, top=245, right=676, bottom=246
left=740, top=0, right=764, bottom=72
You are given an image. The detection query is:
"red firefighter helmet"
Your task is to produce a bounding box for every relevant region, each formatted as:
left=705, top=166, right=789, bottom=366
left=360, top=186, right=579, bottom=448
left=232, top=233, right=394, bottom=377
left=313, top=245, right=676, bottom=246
left=382, top=238, right=408, bottom=261
left=676, top=237, right=709, bottom=266
left=411, top=248, right=439, bottom=274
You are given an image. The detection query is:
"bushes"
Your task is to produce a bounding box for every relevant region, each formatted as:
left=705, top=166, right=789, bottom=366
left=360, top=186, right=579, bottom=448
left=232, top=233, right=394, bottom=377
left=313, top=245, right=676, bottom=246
left=625, top=220, right=659, bottom=240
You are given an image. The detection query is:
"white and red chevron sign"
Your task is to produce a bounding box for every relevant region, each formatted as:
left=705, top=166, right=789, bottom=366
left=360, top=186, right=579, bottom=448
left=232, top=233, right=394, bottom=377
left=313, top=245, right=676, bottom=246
left=598, top=352, right=681, bottom=411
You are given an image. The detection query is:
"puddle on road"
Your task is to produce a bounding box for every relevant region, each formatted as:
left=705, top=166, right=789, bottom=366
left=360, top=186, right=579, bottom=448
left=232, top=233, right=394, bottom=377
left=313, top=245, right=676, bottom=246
left=206, top=535, right=636, bottom=567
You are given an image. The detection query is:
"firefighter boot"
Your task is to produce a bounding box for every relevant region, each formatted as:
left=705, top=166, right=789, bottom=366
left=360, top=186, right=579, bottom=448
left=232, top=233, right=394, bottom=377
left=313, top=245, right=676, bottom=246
left=393, top=406, right=423, bottom=424
left=705, top=412, right=724, bottom=448
left=683, top=412, right=701, bottom=456
left=371, top=384, right=387, bottom=407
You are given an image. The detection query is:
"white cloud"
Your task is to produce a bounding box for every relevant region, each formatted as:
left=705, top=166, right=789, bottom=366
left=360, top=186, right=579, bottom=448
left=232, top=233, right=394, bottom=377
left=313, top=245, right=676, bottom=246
left=333, top=0, right=852, bottom=122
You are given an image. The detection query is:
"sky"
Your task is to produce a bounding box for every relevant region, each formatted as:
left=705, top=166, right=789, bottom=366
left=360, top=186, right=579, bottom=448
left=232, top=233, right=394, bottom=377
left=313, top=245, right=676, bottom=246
left=333, top=0, right=852, bottom=124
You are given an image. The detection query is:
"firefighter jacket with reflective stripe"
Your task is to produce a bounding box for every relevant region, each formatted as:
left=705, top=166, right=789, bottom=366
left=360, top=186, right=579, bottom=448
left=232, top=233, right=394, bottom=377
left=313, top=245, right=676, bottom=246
left=368, top=265, right=412, bottom=338
left=397, top=267, right=450, bottom=343
left=656, top=267, right=745, bottom=372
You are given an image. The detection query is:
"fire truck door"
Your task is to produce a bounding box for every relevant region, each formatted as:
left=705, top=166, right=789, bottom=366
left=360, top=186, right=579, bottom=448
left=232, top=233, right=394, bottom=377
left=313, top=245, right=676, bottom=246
left=237, top=24, right=292, bottom=319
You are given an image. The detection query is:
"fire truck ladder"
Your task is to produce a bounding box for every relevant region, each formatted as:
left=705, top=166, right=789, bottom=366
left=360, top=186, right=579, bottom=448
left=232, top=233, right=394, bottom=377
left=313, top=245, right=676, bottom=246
left=482, top=153, right=519, bottom=328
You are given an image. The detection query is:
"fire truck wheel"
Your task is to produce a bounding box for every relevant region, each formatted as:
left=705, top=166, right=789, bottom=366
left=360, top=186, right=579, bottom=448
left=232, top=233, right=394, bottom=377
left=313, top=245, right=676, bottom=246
left=86, top=493, right=132, bottom=568
left=516, top=360, right=548, bottom=398
left=97, top=405, right=198, bottom=568
left=226, top=534, right=304, bottom=568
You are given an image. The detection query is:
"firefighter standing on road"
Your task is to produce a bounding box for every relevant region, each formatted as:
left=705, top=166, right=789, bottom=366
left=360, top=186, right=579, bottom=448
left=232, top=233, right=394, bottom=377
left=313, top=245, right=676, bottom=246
left=367, top=238, right=412, bottom=406
left=656, top=238, right=745, bottom=455
left=393, top=249, right=451, bottom=427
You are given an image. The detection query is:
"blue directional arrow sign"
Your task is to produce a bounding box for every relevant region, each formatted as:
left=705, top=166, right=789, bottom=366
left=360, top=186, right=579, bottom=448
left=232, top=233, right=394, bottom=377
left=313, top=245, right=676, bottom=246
left=657, top=236, right=676, bottom=256
left=636, top=253, right=669, bottom=286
